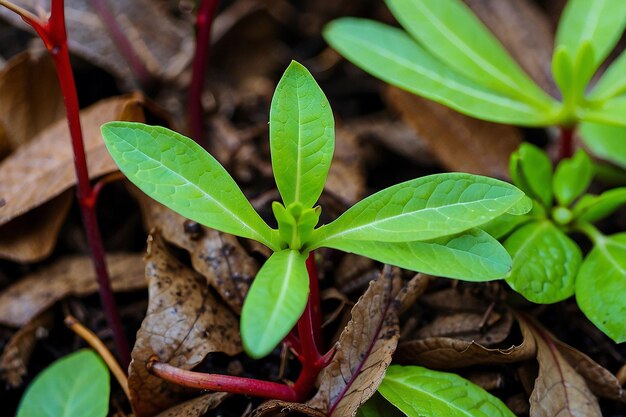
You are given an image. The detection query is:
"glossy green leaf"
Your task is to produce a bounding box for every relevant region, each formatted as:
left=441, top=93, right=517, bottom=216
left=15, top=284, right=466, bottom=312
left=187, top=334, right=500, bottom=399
left=509, top=143, right=553, bottom=208
left=480, top=213, right=533, bottom=240
left=323, top=18, right=558, bottom=126
left=312, top=173, right=529, bottom=246
left=240, top=249, right=309, bottom=359
left=576, top=233, right=626, bottom=343
left=505, top=221, right=581, bottom=304
left=270, top=61, right=334, bottom=208
left=379, top=365, right=516, bottom=417
left=357, top=393, right=405, bottom=417
left=17, top=349, right=109, bottom=417
left=588, top=49, right=626, bottom=101
left=553, top=149, right=593, bottom=206
left=101, top=122, right=279, bottom=250
left=582, top=96, right=626, bottom=128
left=556, top=0, right=626, bottom=78
left=579, top=121, right=626, bottom=169
left=573, top=188, right=626, bottom=222
left=385, top=0, right=555, bottom=109
left=323, top=229, right=511, bottom=282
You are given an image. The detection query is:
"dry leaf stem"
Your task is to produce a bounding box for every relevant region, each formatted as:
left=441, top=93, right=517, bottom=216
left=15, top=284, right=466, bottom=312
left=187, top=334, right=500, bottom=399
left=0, top=0, right=130, bottom=367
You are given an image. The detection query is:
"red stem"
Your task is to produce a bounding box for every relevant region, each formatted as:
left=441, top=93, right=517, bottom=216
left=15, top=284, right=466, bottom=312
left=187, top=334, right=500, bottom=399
left=188, top=0, right=219, bottom=145
left=559, top=126, right=574, bottom=160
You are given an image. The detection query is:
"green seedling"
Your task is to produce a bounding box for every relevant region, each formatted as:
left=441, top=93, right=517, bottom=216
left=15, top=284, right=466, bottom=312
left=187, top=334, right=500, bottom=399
left=16, top=349, right=110, bottom=417
left=101, top=61, right=529, bottom=361
left=324, top=0, right=626, bottom=165
left=483, top=143, right=626, bottom=343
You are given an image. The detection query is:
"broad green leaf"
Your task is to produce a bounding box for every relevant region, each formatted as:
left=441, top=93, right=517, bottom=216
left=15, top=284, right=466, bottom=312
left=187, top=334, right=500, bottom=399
left=556, top=0, right=626, bottom=78
left=312, top=173, right=529, bottom=246
left=553, top=149, right=593, bottom=206
left=582, top=95, right=626, bottom=128
left=323, top=229, right=511, bottom=282
left=505, top=221, right=581, bottom=303
left=509, top=143, right=553, bottom=208
left=385, top=0, right=555, bottom=109
left=357, top=393, right=405, bottom=417
left=270, top=61, right=335, bottom=208
left=579, top=121, right=626, bottom=169
left=588, top=49, right=626, bottom=101
left=576, top=233, right=626, bottom=343
left=17, top=349, right=109, bottom=417
left=379, top=365, right=516, bottom=417
left=573, top=188, right=626, bottom=222
left=240, top=249, right=309, bottom=359
left=480, top=213, right=533, bottom=240
left=323, top=18, right=559, bottom=126
left=101, top=122, right=279, bottom=250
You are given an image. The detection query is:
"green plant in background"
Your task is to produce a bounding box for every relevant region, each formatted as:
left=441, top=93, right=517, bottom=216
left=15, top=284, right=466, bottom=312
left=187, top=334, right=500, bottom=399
left=101, top=61, right=529, bottom=361
left=483, top=143, right=626, bottom=343
left=324, top=0, right=626, bottom=164
left=16, top=349, right=110, bottom=417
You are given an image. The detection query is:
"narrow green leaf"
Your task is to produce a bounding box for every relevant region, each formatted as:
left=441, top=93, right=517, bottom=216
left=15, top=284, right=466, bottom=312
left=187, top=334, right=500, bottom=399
left=553, top=149, right=593, bottom=206
left=582, top=96, right=626, bottom=128
left=385, top=0, right=555, bottom=109
left=556, top=0, right=626, bottom=77
left=552, top=43, right=595, bottom=123
left=509, top=143, right=553, bottom=208
left=270, top=61, right=335, bottom=208
left=17, top=349, right=109, bottom=417
left=573, top=188, right=626, bottom=222
left=324, top=229, right=511, bottom=282
left=576, top=233, right=626, bottom=343
left=312, top=173, right=528, bottom=246
left=323, top=18, right=559, bottom=126
left=579, top=121, right=626, bottom=169
left=505, top=221, right=581, bottom=304
left=379, top=365, right=516, bottom=417
left=240, top=249, right=309, bottom=359
left=357, top=393, right=405, bottom=417
left=101, top=122, right=279, bottom=250
left=588, top=49, right=626, bottom=101
left=551, top=46, right=575, bottom=103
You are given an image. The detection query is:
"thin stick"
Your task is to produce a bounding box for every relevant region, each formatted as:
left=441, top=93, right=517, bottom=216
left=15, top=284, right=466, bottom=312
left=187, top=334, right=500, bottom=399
left=65, top=315, right=130, bottom=399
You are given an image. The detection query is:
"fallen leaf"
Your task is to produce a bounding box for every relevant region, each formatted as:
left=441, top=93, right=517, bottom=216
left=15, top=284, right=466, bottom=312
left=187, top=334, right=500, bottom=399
left=333, top=254, right=378, bottom=295
left=0, top=253, right=146, bottom=327
left=419, top=287, right=495, bottom=313
left=128, top=231, right=241, bottom=417
left=415, top=310, right=513, bottom=346
left=251, top=400, right=326, bottom=417
left=308, top=266, right=402, bottom=417
left=0, top=93, right=147, bottom=225
left=154, top=392, right=230, bottom=417
left=395, top=273, right=430, bottom=314
left=0, top=312, right=53, bottom=388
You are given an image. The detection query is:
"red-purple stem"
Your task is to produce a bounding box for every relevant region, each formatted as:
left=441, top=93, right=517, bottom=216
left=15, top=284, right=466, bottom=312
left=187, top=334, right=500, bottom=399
left=188, top=0, right=219, bottom=145
left=559, top=126, right=574, bottom=160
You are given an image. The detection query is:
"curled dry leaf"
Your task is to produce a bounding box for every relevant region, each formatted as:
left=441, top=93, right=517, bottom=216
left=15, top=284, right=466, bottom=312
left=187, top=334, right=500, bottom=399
left=251, top=400, right=326, bottom=417
left=0, top=93, right=147, bottom=225
left=419, top=287, right=491, bottom=313
left=129, top=231, right=241, bottom=417
left=153, top=392, right=230, bottom=417
left=0, top=312, right=53, bottom=388
left=132, top=191, right=259, bottom=312
left=0, top=253, right=146, bottom=327
left=307, top=266, right=402, bottom=417
left=415, top=310, right=513, bottom=346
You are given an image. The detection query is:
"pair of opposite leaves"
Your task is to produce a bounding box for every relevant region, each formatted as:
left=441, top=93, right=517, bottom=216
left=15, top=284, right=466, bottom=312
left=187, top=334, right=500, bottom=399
left=101, top=61, right=529, bottom=359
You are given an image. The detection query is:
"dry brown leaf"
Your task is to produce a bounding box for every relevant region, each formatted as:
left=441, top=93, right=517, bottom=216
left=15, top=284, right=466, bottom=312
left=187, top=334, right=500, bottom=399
left=0, top=49, right=64, bottom=152
left=251, top=400, right=326, bottom=417
left=396, top=273, right=430, bottom=314
left=307, top=266, right=402, bottom=417
left=0, top=190, right=72, bottom=262
left=129, top=231, right=241, bottom=417
left=325, top=128, right=366, bottom=207
left=383, top=86, right=521, bottom=179
left=0, top=312, right=53, bottom=388
left=132, top=191, right=259, bottom=312
left=415, top=310, right=513, bottom=345
left=334, top=254, right=378, bottom=295
left=0, top=93, right=147, bottom=225
left=0, top=253, right=145, bottom=327
left=153, top=392, right=230, bottom=417
left=419, top=287, right=489, bottom=313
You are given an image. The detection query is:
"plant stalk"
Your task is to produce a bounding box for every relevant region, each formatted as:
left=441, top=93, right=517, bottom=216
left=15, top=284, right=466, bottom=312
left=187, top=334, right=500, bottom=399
left=558, top=126, right=574, bottom=160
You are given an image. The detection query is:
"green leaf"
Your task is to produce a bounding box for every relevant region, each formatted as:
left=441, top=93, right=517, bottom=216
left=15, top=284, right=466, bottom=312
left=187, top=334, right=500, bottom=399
left=323, top=18, right=559, bottom=126
left=357, top=393, right=405, bottom=417
left=480, top=213, right=533, bottom=240
left=579, top=121, right=626, bottom=169
left=553, top=149, right=593, bottom=206
left=312, top=173, right=529, bottom=246
left=379, top=365, right=516, bottom=417
left=556, top=0, right=626, bottom=78
left=385, top=0, right=555, bottom=109
left=323, top=229, right=511, bottom=282
left=573, top=188, right=626, bottom=222
left=505, top=221, right=581, bottom=304
left=270, top=61, right=335, bottom=208
left=101, top=122, right=279, bottom=250
left=509, top=143, right=553, bottom=208
left=240, top=249, right=309, bottom=359
left=588, top=49, right=626, bottom=101
left=582, top=96, right=626, bottom=128
left=576, top=233, right=626, bottom=343
left=552, top=43, right=595, bottom=123
left=17, top=349, right=109, bottom=417
left=551, top=46, right=575, bottom=106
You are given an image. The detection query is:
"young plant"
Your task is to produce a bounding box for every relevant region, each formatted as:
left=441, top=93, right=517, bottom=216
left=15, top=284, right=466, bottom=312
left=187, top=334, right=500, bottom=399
left=483, top=143, right=626, bottom=343
left=324, top=0, right=626, bottom=163
left=102, top=61, right=528, bottom=399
